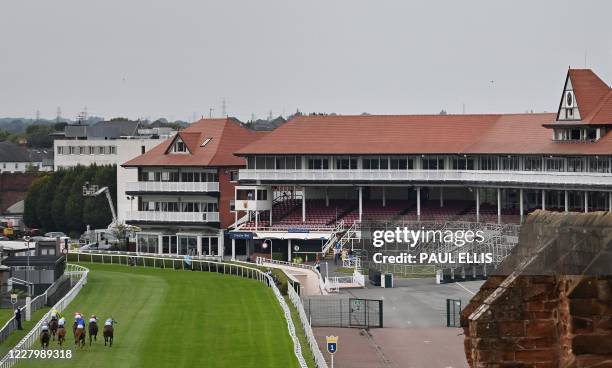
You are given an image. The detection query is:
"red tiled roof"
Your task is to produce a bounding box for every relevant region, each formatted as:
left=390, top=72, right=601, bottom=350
left=235, top=112, right=612, bottom=156
left=567, top=69, right=612, bottom=124
left=123, top=118, right=266, bottom=167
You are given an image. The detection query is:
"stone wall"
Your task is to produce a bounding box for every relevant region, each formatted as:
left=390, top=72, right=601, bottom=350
left=462, top=211, right=612, bottom=368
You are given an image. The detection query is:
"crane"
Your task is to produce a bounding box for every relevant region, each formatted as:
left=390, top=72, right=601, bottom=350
left=82, top=182, right=118, bottom=226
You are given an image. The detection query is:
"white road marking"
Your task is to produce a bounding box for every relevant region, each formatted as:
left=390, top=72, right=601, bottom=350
left=455, top=282, right=476, bottom=296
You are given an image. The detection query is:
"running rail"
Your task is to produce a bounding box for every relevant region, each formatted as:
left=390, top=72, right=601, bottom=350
left=0, top=264, right=89, bottom=368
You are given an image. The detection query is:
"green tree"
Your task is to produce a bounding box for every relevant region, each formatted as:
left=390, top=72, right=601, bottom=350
left=23, top=175, right=49, bottom=228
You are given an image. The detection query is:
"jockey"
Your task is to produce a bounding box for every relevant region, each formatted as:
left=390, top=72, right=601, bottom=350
left=75, top=313, right=85, bottom=329
left=58, top=316, right=66, bottom=327
left=50, top=309, right=60, bottom=320
left=104, top=318, right=114, bottom=326
left=89, top=315, right=97, bottom=323
left=41, top=323, right=49, bottom=332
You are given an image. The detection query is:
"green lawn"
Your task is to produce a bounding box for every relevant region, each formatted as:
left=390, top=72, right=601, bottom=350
left=16, top=263, right=299, bottom=368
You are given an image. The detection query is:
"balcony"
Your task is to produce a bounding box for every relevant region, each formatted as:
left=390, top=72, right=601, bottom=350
left=126, top=181, right=219, bottom=193
left=125, top=211, right=220, bottom=224
left=239, top=169, right=612, bottom=189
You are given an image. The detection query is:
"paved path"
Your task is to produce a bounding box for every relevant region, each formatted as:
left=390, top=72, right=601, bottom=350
left=261, top=262, right=325, bottom=295
left=314, top=327, right=468, bottom=368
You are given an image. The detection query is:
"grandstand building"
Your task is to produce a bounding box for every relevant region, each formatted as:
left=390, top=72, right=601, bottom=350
left=230, top=69, right=612, bottom=260
left=121, top=118, right=265, bottom=256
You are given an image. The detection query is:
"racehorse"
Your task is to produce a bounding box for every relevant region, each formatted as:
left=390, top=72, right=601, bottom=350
left=73, top=322, right=86, bottom=348
left=40, top=330, right=50, bottom=349
left=49, top=318, right=58, bottom=340
left=103, top=321, right=115, bottom=347
left=57, top=325, right=66, bottom=346
left=88, top=320, right=98, bottom=346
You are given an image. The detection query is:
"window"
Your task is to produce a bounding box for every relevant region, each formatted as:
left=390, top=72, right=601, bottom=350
left=567, top=157, right=584, bottom=172
left=479, top=156, right=498, bottom=171
left=589, top=156, right=609, bottom=173
left=237, top=189, right=255, bottom=200
left=97, top=146, right=105, bottom=154
left=307, top=157, right=329, bottom=170
left=422, top=156, right=444, bottom=170
left=452, top=156, right=474, bottom=170
left=69, top=146, right=76, bottom=154
left=257, top=189, right=268, bottom=200
left=363, top=156, right=388, bottom=170
left=230, top=200, right=236, bottom=212
left=109, top=146, right=116, bottom=154
left=335, top=156, right=357, bottom=170
left=171, top=139, right=188, bottom=153
left=524, top=156, right=542, bottom=171
left=161, top=172, right=169, bottom=181
left=200, top=138, right=212, bottom=147
left=276, top=156, right=297, bottom=170
left=545, top=157, right=564, bottom=172
left=229, top=170, right=239, bottom=182
left=501, top=156, right=519, bottom=171
left=141, top=146, right=145, bottom=154
left=390, top=156, right=407, bottom=170
left=57, top=146, right=64, bottom=155
left=247, top=156, right=255, bottom=169
left=88, top=146, right=95, bottom=155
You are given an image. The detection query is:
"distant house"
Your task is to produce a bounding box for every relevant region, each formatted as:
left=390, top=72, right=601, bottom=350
left=0, top=141, right=53, bottom=173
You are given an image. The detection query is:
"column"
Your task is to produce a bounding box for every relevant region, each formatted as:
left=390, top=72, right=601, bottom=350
left=519, top=189, right=524, bottom=223
left=231, top=238, right=236, bottom=260
left=158, top=234, right=163, bottom=255
left=255, top=210, right=258, bottom=230
left=584, top=192, right=588, bottom=213
left=440, top=187, right=444, bottom=208
left=475, top=188, right=480, bottom=222
left=382, top=186, right=386, bottom=208
left=358, top=186, right=363, bottom=222
left=288, top=239, right=292, bottom=262
left=325, top=187, right=329, bottom=207
left=302, top=186, right=306, bottom=222
left=497, top=188, right=501, bottom=224
left=416, top=187, right=421, bottom=221
left=269, top=209, right=273, bottom=226
left=609, top=192, right=612, bottom=211
left=196, top=236, right=202, bottom=256
left=565, top=190, right=569, bottom=212
left=541, top=190, right=546, bottom=211
left=217, top=230, right=224, bottom=258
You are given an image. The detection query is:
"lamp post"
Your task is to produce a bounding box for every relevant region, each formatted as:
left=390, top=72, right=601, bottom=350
left=262, top=238, right=273, bottom=260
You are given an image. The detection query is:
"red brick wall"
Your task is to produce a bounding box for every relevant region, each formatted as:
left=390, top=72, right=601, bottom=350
left=462, top=275, right=612, bottom=367
left=217, top=166, right=240, bottom=229
left=0, top=173, right=38, bottom=213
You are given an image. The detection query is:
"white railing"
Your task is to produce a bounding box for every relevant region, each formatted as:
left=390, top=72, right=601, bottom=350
left=342, top=257, right=361, bottom=269
left=239, top=169, right=612, bottom=188
left=126, top=181, right=219, bottom=193
left=0, top=264, right=89, bottom=368
left=125, top=211, right=220, bottom=223
left=256, top=257, right=316, bottom=271
left=75, top=249, right=223, bottom=262
left=67, top=253, right=309, bottom=368
left=287, top=286, right=329, bottom=368
left=324, top=270, right=365, bottom=293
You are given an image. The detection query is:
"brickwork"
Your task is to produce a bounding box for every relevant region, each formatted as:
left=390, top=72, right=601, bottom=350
left=0, top=172, right=38, bottom=213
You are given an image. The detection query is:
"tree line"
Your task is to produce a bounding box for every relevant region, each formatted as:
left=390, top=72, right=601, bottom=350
left=24, top=165, right=117, bottom=237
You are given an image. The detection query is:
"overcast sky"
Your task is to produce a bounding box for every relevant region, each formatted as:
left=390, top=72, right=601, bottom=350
left=1, top=0, right=611, bottom=122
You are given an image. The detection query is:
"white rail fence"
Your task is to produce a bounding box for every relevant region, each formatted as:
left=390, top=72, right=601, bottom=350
left=0, top=264, right=89, bottom=368
left=68, top=252, right=310, bottom=368
left=287, top=286, right=329, bottom=368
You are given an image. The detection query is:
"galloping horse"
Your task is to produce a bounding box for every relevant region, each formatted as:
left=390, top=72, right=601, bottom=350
left=88, top=319, right=98, bottom=346
left=40, top=329, right=50, bottom=349
left=103, top=319, right=116, bottom=347
left=73, top=321, right=86, bottom=348
left=57, top=325, right=66, bottom=346
left=49, top=318, right=58, bottom=341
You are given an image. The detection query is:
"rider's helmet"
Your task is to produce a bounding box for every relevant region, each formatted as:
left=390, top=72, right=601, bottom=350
left=91, top=315, right=96, bottom=319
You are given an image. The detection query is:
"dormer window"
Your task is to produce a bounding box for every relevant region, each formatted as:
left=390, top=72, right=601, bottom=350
left=201, top=138, right=212, bottom=147
left=169, top=137, right=189, bottom=154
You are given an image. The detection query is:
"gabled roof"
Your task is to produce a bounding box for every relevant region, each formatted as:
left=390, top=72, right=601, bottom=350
left=0, top=142, right=31, bottom=162
left=123, top=118, right=266, bottom=167
left=64, top=120, right=141, bottom=139
left=563, top=69, right=612, bottom=124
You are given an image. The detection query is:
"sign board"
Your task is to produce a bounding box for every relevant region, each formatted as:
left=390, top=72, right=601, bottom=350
left=326, top=336, right=338, bottom=355
left=225, top=232, right=254, bottom=240
left=10, top=293, right=17, bottom=305
left=287, top=228, right=310, bottom=233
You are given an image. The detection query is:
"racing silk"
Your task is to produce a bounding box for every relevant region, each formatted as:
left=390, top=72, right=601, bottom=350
left=76, top=318, right=85, bottom=329
left=58, top=317, right=65, bottom=326
left=104, top=319, right=113, bottom=326
left=89, top=317, right=97, bottom=323
left=41, top=324, right=49, bottom=331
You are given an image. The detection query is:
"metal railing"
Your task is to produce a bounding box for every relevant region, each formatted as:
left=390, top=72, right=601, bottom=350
left=239, top=168, right=612, bottom=188
left=67, top=252, right=308, bottom=368
left=75, top=249, right=222, bottom=262
left=256, top=257, right=316, bottom=271
left=126, top=181, right=219, bottom=193
left=0, top=264, right=89, bottom=368
left=287, top=286, right=329, bottom=368
left=125, top=211, right=220, bottom=223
